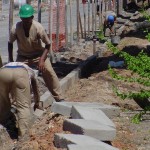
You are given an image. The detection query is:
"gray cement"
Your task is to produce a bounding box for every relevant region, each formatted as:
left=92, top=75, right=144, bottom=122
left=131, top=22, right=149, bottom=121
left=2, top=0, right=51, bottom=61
left=70, top=105, right=116, bottom=128
left=67, top=144, right=119, bottom=150
left=51, top=102, right=120, bottom=118
left=63, top=119, right=116, bottom=141
left=54, top=133, right=118, bottom=150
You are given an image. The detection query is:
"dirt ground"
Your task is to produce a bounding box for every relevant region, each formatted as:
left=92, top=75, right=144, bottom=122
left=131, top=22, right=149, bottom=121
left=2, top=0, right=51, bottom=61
left=0, top=34, right=150, bottom=150
left=2, top=37, right=147, bottom=150
left=63, top=37, right=150, bottom=150
left=1, top=2, right=150, bottom=150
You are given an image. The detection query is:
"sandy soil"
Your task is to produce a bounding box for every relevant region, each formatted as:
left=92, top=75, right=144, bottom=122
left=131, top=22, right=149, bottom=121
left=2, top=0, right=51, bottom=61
left=1, top=3, right=150, bottom=149
left=4, top=36, right=148, bottom=150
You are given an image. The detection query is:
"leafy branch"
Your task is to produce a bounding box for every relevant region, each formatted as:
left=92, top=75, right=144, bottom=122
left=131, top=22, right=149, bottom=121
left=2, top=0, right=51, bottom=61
left=107, top=42, right=150, bottom=123
left=109, top=66, right=150, bottom=86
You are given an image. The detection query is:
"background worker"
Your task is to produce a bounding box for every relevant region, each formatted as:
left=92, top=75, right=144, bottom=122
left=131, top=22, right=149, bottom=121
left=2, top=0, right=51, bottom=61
left=8, top=4, right=64, bottom=102
left=103, top=10, right=117, bottom=36
left=0, top=62, right=41, bottom=137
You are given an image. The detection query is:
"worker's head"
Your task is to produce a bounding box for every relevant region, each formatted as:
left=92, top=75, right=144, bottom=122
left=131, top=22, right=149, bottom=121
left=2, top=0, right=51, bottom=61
left=19, top=4, right=34, bottom=18
left=19, top=4, right=34, bottom=27
left=107, top=15, right=114, bottom=24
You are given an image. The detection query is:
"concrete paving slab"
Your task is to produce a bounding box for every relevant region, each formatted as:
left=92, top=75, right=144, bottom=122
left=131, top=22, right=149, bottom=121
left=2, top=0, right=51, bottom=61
left=63, top=119, right=116, bottom=141
left=59, top=53, right=98, bottom=96
left=71, top=106, right=115, bottom=128
left=51, top=102, right=120, bottom=118
left=67, top=144, right=119, bottom=150
left=31, top=103, right=46, bottom=117
left=40, top=91, right=55, bottom=108
left=33, top=108, right=46, bottom=118
left=54, top=133, right=118, bottom=149
left=60, top=69, right=80, bottom=95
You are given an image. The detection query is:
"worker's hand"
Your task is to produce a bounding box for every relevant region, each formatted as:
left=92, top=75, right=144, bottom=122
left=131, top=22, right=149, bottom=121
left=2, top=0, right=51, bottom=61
left=38, top=59, right=45, bottom=72
left=34, top=102, right=43, bottom=111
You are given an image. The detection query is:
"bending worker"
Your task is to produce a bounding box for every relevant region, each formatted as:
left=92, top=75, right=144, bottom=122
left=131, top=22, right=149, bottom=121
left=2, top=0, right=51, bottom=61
left=103, top=10, right=116, bottom=36
left=8, top=4, right=64, bottom=102
left=0, top=62, right=40, bottom=137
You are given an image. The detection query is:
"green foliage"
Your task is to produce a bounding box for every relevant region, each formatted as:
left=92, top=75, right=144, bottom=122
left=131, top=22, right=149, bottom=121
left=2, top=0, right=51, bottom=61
left=109, top=66, right=150, bottom=87
left=141, top=10, right=150, bottom=22
left=131, top=113, right=143, bottom=124
left=145, top=30, right=150, bottom=42
left=107, top=43, right=150, bottom=79
left=132, top=106, right=150, bottom=124
left=107, top=42, right=150, bottom=123
left=95, top=30, right=106, bottom=41
left=107, top=10, right=150, bottom=123
left=141, top=11, right=150, bottom=41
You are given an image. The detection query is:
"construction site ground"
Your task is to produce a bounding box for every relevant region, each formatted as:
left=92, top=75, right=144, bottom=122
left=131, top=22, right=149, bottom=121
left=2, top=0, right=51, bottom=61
left=0, top=36, right=150, bottom=150
left=1, top=2, right=150, bottom=150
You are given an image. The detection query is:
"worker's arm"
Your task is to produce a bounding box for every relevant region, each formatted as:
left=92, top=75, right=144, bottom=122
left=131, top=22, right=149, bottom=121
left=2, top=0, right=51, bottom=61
left=8, top=42, right=14, bottom=62
left=31, top=77, right=43, bottom=111
left=38, top=44, right=50, bottom=72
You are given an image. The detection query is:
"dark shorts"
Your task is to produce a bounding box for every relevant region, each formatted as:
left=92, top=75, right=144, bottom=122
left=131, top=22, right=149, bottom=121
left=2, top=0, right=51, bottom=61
left=105, top=22, right=114, bottom=29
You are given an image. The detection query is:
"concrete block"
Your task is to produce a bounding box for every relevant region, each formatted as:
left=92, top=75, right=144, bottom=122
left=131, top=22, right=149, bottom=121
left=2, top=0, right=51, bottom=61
left=60, top=69, right=80, bottom=94
left=40, top=91, right=55, bottom=108
left=63, top=119, right=116, bottom=141
left=59, top=53, right=98, bottom=94
left=67, top=144, right=119, bottom=150
left=51, top=102, right=120, bottom=118
left=54, top=133, right=118, bottom=149
left=33, top=108, right=46, bottom=117
left=71, top=106, right=115, bottom=128
left=31, top=103, right=46, bottom=117
left=51, top=102, right=72, bottom=116
left=60, top=78, right=69, bottom=94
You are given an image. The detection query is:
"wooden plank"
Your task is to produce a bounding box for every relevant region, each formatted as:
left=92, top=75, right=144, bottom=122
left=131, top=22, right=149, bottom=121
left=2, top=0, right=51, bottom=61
left=79, top=11, right=83, bottom=38
left=83, top=2, right=86, bottom=38
left=77, top=0, right=79, bottom=43
left=88, top=0, right=90, bottom=36
left=69, top=0, right=73, bottom=47
left=56, top=0, right=60, bottom=50
left=9, top=0, right=14, bottom=35
left=65, top=0, right=68, bottom=48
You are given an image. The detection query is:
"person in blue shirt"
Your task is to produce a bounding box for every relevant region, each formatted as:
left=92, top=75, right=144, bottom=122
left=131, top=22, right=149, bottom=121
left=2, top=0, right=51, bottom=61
left=103, top=11, right=117, bottom=36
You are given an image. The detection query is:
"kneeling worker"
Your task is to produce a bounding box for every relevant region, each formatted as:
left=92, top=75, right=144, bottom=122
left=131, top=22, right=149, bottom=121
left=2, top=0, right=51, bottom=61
left=0, top=62, right=41, bottom=137
left=103, top=10, right=116, bottom=36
